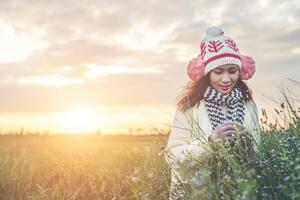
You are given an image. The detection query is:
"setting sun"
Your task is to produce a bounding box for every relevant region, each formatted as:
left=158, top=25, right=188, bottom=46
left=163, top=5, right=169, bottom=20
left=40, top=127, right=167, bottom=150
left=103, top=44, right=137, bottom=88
left=56, top=109, right=99, bottom=133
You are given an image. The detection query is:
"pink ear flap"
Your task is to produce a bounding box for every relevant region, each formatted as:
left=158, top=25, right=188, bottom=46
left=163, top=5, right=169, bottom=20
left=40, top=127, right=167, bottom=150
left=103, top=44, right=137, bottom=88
left=240, top=55, right=256, bottom=80
left=187, top=56, right=205, bottom=81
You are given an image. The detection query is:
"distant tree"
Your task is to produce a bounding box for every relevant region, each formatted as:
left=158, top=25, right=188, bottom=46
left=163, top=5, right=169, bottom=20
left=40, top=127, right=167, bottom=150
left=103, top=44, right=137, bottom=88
left=19, top=128, right=25, bottom=136
left=96, top=129, right=101, bottom=136
left=135, top=128, right=143, bottom=135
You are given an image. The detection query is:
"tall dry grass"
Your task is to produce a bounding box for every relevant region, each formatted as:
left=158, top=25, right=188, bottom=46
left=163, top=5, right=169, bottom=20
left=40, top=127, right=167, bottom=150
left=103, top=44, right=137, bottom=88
left=0, top=135, right=170, bottom=200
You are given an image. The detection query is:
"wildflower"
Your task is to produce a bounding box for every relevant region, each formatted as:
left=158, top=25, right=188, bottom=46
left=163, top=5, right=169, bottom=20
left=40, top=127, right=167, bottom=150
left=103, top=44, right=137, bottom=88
left=141, top=193, right=151, bottom=200
left=284, top=176, right=290, bottom=182
left=256, top=175, right=262, bottom=179
left=158, top=147, right=166, bottom=157
left=133, top=167, right=140, bottom=175
left=131, top=176, right=140, bottom=183
left=190, top=171, right=204, bottom=189
left=190, top=176, right=203, bottom=189
left=144, top=146, right=150, bottom=152
left=147, top=171, right=154, bottom=178
left=240, top=195, right=247, bottom=200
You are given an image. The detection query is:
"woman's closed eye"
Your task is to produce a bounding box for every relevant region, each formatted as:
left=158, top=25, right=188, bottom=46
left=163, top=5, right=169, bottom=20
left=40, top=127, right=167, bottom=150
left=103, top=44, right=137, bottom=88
left=228, top=68, right=238, bottom=74
left=212, top=69, right=223, bottom=74
left=212, top=66, right=238, bottom=75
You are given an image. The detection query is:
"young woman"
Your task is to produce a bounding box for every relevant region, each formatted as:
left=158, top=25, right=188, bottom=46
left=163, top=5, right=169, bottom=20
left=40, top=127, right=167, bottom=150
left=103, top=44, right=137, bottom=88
left=165, top=26, right=260, bottom=200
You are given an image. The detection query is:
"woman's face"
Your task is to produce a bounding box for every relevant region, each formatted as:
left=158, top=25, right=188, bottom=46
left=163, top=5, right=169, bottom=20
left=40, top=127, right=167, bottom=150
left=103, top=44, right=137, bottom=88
left=209, top=64, right=239, bottom=94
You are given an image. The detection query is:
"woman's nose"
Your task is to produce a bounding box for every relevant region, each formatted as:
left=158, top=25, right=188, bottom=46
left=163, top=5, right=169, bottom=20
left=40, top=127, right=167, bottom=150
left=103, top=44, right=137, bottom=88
left=220, top=74, right=231, bottom=83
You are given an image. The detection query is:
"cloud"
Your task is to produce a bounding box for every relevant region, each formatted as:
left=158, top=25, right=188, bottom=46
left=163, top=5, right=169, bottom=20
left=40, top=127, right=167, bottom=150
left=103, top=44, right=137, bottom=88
left=84, top=64, right=164, bottom=80
left=17, top=74, right=84, bottom=87
left=0, top=0, right=298, bottom=113
left=0, top=72, right=182, bottom=112
left=0, top=21, right=49, bottom=63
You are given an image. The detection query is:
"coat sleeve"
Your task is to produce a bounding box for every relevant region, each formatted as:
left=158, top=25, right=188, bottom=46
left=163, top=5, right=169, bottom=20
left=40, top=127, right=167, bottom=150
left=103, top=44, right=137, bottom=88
left=164, top=108, right=206, bottom=169
left=246, top=101, right=261, bottom=151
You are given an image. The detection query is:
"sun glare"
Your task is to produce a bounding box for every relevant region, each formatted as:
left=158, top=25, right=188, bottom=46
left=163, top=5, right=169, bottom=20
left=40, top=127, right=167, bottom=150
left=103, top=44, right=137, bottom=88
left=56, top=109, right=99, bottom=133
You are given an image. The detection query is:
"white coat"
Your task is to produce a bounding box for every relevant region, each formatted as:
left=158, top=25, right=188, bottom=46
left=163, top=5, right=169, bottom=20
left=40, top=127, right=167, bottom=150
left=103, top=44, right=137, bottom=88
left=164, top=100, right=261, bottom=200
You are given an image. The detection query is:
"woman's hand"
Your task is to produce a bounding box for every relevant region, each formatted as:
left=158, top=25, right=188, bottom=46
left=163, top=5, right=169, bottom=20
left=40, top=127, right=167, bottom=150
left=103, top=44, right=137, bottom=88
left=234, top=123, right=250, bottom=143
left=209, top=122, right=249, bottom=143
left=234, top=124, right=256, bottom=161
left=209, top=122, right=237, bottom=142
left=208, top=123, right=256, bottom=161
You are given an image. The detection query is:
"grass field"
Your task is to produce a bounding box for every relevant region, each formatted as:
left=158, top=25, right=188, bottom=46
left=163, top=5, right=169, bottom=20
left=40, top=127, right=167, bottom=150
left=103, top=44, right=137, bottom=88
left=0, top=135, right=170, bottom=200
left=1, top=86, right=299, bottom=200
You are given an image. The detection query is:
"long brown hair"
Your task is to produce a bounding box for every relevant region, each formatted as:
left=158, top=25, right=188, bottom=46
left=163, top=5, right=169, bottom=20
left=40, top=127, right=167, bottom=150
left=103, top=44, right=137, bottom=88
left=176, top=73, right=253, bottom=112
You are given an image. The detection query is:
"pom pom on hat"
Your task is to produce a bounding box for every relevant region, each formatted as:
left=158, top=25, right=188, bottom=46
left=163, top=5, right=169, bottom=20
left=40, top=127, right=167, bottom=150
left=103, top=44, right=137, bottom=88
left=206, top=26, right=224, bottom=37
left=187, top=56, right=205, bottom=81
left=240, top=55, right=256, bottom=80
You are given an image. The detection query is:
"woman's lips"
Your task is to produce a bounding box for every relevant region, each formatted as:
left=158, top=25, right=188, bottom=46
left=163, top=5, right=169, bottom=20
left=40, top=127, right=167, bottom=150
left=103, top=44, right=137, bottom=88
left=219, top=85, right=231, bottom=90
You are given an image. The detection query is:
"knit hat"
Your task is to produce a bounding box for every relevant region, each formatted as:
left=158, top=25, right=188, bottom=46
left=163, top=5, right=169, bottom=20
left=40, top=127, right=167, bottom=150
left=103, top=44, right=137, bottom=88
left=187, top=26, right=256, bottom=81
left=201, top=26, right=241, bottom=74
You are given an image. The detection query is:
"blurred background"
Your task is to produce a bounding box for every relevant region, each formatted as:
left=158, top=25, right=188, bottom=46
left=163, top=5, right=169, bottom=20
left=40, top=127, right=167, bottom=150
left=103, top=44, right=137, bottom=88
left=0, top=0, right=299, bottom=135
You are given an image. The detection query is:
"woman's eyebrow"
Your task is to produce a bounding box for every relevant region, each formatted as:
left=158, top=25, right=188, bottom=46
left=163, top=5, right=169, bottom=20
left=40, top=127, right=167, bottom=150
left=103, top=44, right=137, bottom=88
left=228, top=67, right=238, bottom=70
left=214, top=68, right=223, bottom=71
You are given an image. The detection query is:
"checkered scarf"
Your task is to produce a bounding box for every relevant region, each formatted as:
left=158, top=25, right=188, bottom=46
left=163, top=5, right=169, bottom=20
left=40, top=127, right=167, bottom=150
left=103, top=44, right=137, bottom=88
left=204, top=86, right=245, bottom=130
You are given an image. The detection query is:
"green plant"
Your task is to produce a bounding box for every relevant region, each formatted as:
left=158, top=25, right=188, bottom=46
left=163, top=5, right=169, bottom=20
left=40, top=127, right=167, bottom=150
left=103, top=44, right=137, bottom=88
left=172, top=83, right=300, bottom=200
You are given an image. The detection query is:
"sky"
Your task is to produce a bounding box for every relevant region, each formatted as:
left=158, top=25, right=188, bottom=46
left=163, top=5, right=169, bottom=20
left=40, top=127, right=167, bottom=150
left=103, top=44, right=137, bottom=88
left=0, top=0, right=299, bottom=134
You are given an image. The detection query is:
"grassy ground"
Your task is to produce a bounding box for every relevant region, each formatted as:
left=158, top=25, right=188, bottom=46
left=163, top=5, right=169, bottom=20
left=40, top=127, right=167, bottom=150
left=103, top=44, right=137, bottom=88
left=0, top=135, right=170, bottom=200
